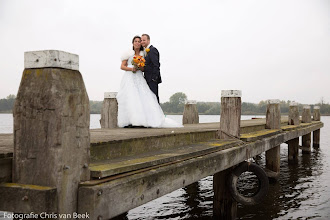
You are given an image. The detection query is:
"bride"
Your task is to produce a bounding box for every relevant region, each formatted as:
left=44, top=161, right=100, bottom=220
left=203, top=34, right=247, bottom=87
left=117, top=35, right=182, bottom=128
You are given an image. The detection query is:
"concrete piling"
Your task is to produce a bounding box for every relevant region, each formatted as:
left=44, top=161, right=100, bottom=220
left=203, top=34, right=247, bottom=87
left=13, top=50, right=90, bottom=216
left=100, top=92, right=118, bottom=128
left=182, top=100, right=199, bottom=125
left=302, top=106, right=312, bottom=154
left=288, top=102, right=300, bottom=163
left=313, top=106, right=321, bottom=148
left=213, top=90, right=241, bottom=220
left=265, top=99, right=281, bottom=176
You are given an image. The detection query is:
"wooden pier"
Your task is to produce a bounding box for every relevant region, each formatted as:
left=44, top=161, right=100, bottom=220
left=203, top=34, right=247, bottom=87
left=0, top=50, right=324, bottom=220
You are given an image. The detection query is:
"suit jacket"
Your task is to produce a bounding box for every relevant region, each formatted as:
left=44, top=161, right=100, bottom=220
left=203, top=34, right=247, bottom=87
left=144, top=45, right=162, bottom=84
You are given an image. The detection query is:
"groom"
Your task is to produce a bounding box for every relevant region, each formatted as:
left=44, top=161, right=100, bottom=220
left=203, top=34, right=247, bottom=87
left=141, top=34, right=162, bottom=103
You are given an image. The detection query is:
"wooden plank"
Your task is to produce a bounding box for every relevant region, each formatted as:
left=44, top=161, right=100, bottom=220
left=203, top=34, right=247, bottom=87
left=0, top=183, right=57, bottom=213
left=240, top=129, right=281, bottom=142
left=90, top=140, right=239, bottom=178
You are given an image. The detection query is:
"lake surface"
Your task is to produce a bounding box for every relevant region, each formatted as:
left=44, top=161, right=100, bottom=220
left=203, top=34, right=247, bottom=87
left=1, top=114, right=329, bottom=219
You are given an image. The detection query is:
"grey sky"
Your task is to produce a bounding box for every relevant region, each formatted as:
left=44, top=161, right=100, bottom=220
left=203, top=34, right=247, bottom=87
left=0, top=0, right=329, bottom=104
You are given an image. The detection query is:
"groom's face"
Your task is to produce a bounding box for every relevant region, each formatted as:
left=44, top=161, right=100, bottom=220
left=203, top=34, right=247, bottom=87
left=141, top=36, right=150, bottom=48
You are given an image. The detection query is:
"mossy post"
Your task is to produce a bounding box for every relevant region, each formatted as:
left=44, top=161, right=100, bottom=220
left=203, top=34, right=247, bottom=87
left=288, top=102, right=300, bottom=163
left=313, top=106, right=321, bottom=148
left=182, top=100, right=199, bottom=125
left=213, top=90, right=241, bottom=220
left=13, top=50, right=90, bottom=217
left=100, top=92, right=118, bottom=128
left=301, top=106, right=312, bottom=154
left=265, top=99, right=281, bottom=177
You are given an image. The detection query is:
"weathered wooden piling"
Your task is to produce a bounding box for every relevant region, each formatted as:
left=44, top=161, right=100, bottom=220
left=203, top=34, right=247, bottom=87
left=301, top=106, right=312, bottom=154
left=313, top=106, right=321, bottom=148
left=288, top=102, right=300, bottom=163
left=213, top=90, right=241, bottom=220
left=265, top=99, right=281, bottom=177
left=100, top=92, right=118, bottom=128
left=13, top=50, right=90, bottom=216
left=182, top=100, right=199, bottom=124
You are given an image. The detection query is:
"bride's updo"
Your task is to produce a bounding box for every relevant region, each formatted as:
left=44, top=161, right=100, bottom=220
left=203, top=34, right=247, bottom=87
left=132, top=35, right=144, bottom=51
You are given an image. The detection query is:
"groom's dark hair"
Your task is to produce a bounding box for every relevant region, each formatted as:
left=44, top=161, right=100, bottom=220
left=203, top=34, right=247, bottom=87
left=142, top=34, right=150, bottom=40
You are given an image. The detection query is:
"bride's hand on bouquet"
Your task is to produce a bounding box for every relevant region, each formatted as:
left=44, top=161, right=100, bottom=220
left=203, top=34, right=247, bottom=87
left=132, top=67, right=137, bottom=72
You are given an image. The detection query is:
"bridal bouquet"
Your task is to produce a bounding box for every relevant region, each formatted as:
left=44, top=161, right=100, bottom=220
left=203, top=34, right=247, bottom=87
left=131, top=56, right=145, bottom=73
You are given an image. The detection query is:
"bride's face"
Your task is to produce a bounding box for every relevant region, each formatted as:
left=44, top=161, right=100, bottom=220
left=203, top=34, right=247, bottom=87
left=133, top=38, right=141, bottom=50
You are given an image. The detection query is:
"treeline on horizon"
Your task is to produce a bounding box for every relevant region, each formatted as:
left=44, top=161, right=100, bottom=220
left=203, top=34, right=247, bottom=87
left=1, top=93, right=330, bottom=115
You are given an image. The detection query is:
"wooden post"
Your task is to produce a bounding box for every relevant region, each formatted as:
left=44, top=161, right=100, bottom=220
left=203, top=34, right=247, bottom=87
left=14, top=50, right=90, bottom=216
left=182, top=100, right=199, bottom=124
left=301, top=106, right=312, bottom=154
left=213, top=90, right=241, bottom=220
left=313, top=106, right=321, bottom=148
left=288, top=102, right=300, bottom=163
left=265, top=99, right=281, bottom=176
left=100, top=92, right=118, bottom=128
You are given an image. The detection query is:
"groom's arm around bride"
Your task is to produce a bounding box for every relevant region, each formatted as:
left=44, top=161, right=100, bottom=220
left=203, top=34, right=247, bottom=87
left=141, top=34, right=162, bottom=103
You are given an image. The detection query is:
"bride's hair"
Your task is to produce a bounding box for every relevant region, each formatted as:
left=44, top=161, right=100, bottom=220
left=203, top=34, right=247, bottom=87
left=132, top=35, right=144, bottom=51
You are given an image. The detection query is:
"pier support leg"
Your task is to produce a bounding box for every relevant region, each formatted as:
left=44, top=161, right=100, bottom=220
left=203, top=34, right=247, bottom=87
left=288, top=138, right=299, bottom=163
left=213, top=90, right=241, bottom=220
left=182, top=100, right=199, bottom=125
left=302, top=106, right=311, bottom=154
left=313, top=130, right=320, bottom=148
left=302, top=134, right=311, bottom=154
left=213, top=169, right=237, bottom=220
left=313, top=106, right=321, bottom=148
left=100, top=92, right=118, bottom=128
left=265, top=100, right=281, bottom=177
left=288, top=102, right=300, bottom=164
left=13, top=50, right=90, bottom=216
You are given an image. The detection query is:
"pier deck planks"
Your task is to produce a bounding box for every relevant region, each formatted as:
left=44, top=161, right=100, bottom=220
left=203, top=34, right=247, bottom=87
left=0, top=118, right=288, bottom=157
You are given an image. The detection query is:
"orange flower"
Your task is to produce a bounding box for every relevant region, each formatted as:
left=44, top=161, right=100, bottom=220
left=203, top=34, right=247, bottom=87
left=146, top=48, right=150, bottom=53
left=140, top=62, right=145, bottom=67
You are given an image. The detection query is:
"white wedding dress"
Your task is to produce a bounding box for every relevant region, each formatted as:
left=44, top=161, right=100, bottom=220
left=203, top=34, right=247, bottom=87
left=117, top=51, right=182, bottom=128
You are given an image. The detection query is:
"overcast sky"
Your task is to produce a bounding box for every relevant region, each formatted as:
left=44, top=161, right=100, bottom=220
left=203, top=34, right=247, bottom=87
left=0, top=0, right=329, bottom=104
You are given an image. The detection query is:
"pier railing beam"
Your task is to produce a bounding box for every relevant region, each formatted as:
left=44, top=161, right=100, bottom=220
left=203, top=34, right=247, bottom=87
left=313, top=106, right=321, bottom=148
left=213, top=90, right=241, bottom=220
left=100, top=92, right=118, bottom=128
left=265, top=99, right=281, bottom=178
left=182, top=100, right=199, bottom=124
left=13, top=50, right=90, bottom=215
left=302, top=106, right=312, bottom=154
left=288, top=102, right=300, bottom=163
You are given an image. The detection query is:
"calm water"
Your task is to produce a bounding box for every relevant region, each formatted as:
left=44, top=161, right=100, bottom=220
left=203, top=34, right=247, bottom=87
left=1, top=114, right=329, bottom=219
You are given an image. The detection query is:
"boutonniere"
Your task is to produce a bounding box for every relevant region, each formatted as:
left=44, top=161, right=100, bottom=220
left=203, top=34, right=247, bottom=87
left=145, top=48, right=150, bottom=53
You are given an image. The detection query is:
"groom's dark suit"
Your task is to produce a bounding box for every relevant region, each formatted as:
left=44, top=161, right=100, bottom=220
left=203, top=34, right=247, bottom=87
left=144, top=45, right=162, bottom=103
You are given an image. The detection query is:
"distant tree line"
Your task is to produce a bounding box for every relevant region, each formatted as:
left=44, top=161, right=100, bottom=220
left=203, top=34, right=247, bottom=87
left=0, top=95, right=16, bottom=113
left=1, top=93, right=330, bottom=115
